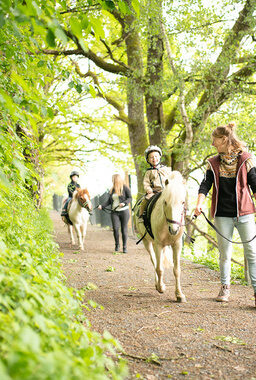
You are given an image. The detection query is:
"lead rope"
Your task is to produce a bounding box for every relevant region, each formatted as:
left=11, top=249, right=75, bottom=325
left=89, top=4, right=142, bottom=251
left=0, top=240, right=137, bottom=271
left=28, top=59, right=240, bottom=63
left=199, top=211, right=256, bottom=244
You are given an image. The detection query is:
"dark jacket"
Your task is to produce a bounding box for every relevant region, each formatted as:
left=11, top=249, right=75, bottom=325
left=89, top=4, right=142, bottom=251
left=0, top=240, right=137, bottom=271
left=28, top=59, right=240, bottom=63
left=202, top=152, right=256, bottom=218
left=68, top=181, right=80, bottom=198
left=102, top=185, right=132, bottom=210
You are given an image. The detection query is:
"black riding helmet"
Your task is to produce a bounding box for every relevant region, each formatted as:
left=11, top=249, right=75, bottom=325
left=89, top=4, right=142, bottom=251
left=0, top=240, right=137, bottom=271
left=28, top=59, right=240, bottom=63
left=70, top=170, right=79, bottom=179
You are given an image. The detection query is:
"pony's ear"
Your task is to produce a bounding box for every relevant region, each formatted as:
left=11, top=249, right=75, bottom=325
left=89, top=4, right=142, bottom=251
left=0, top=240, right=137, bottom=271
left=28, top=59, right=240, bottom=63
left=165, top=179, right=169, bottom=186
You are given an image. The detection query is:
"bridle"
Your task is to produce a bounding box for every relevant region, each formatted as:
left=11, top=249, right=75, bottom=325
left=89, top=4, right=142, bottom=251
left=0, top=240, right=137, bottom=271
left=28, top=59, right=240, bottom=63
left=77, top=196, right=92, bottom=212
left=164, top=203, right=195, bottom=242
left=164, top=203, right=186, bottom=227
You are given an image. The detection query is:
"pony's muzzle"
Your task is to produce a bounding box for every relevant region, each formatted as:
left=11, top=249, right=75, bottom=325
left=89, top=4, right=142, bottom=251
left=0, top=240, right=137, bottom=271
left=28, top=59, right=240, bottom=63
left=168, top=225, right=180, bottom=235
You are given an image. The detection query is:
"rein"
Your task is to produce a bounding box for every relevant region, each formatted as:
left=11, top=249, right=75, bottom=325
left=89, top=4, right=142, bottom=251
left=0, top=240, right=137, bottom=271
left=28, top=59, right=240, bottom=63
left=96, top=205, right=120, bottom=214
left=200, top=211, right=256, bottom=244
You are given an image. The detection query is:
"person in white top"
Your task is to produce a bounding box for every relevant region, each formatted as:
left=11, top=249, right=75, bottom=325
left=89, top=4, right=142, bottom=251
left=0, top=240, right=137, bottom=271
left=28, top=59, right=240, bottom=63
left=98, top=174, right=132, bottom=253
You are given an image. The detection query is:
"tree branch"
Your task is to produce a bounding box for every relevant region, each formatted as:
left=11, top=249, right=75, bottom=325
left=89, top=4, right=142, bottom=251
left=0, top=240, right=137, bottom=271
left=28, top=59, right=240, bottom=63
left=161, top=21, right=193, bottom=147
left=41, top=26, right=130, bottom=76
left=70, top=59, right=130, bottom=124
left=165, top=0, right=256, bottom=134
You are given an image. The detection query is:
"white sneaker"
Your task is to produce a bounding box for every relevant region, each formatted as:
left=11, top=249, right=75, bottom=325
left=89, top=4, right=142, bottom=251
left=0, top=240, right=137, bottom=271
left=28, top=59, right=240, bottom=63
left=216, top=284, right=230, bottom=302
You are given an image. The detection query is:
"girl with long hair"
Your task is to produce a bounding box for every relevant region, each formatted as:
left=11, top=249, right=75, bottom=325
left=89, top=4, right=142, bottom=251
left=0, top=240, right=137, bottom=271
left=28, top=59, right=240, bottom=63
left=98, top=174, right=132, bottom=253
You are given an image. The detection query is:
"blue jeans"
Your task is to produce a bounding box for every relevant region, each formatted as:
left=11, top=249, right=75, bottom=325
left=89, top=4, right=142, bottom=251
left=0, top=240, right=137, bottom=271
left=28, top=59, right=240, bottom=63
left=215, top=214, right=256, bottom=293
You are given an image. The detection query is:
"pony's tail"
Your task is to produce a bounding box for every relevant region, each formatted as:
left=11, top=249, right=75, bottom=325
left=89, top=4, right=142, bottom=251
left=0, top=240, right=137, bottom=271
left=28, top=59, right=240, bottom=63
left=163, top=246, right=173, bottom=268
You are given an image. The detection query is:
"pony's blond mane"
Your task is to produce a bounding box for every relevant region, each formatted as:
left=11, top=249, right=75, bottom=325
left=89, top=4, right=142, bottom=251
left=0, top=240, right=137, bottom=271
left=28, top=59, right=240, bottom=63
left=162, top=171, right=186, bottom=201
left=74, top=188, right=90, bottom=199
left=167, top=171, right=184, bottom=184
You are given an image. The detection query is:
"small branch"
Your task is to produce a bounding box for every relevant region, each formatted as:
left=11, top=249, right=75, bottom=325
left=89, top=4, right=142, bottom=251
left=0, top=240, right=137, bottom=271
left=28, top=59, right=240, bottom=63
left=70, top=60, right=130, bottom=124
left=187, top=218, right=244, bottom=267
left=42, top=32, right=129, bottom=76
left=136, top=325, right=155, bottom=333
left=121, top=351, right=187, bottom=366
left=59, top=4, right=100, bottom=14
left=97, top=35, right=129, bottom=70
left=212, top=344, right=233, bottom=353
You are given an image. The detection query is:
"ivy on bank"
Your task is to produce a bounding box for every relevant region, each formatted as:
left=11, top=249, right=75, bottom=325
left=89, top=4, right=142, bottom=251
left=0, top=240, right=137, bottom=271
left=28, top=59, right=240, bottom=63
left=0, top=131, right=128, bottom=379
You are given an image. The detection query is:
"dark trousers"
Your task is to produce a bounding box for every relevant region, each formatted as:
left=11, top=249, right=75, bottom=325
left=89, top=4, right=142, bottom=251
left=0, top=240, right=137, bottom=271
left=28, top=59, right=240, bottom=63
left=111, top=209, right=130, bottom=248
left=61, top=197, right=72, bottom=216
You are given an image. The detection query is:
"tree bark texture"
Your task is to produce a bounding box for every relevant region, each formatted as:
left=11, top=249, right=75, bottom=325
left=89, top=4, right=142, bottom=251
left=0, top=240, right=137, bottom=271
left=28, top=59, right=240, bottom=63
left=123, top=12, right=149, bottom=194
left=145, top=0, right=166, bottom=151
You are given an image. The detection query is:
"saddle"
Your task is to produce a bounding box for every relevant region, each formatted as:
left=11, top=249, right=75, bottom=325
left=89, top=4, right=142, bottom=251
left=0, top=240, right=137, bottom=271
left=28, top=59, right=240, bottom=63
left=142, top=192, right=162, bottom=239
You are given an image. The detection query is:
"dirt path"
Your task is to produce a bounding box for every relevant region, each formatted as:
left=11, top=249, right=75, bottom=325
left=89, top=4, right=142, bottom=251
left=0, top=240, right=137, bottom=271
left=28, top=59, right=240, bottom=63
left=52, top=211, right=256, bottom=380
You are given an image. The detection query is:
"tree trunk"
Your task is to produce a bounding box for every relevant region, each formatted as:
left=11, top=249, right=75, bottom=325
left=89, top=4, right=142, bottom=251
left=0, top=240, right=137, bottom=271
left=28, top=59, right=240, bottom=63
left=124, top=15, right=148, bottom=194
left=145, top=2, right=165, bottom=143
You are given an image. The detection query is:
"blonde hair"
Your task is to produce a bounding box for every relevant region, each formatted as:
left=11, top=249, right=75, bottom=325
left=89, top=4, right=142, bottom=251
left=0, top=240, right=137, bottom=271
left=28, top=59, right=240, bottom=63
left=111, top=174, right=124, bottom=196
left=212, top=122, right=246, bottom=152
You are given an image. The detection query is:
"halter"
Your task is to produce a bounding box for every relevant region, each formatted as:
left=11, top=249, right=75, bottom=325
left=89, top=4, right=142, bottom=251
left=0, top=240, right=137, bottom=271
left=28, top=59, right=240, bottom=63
left=164, top=204, right=186, bottom=227
left=77, top=196, right=91, bottom=212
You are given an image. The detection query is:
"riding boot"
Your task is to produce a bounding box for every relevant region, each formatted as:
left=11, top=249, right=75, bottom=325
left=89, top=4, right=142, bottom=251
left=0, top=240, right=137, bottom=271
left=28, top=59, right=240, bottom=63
left=115, top=244, right=120, bottom=252
left=61, top=198, right=70, bottom=216
left=61, top=203, right=68, bottom=216
left=139, top=198, right=149, bottom=218
left=123, top=246, right=127, bottom=253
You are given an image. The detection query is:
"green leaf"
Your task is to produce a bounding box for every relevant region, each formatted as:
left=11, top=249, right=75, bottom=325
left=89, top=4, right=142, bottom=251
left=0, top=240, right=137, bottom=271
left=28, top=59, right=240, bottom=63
left=105, top=266, right=115, bottom=272
left=47, top=107, right=54, bottom=118
left=89, top=85, right=97, bottom=98
left=10, top=71, right=30, bottom=93
left=104, top=1, right=116, bottom=10
left=81, top=16, right=89, bottom=31
left=118, top=0, right=130, bottom=15
left=70, top=17, right=82, bottom=38
left=0, top=12, right=5, bottom=27
left=85, top=282, right=98, bottom=290
left=0, top=170, right=11, bottom=190
left=46, top=29, right=55, bottom=47
left=214, top=336, right=246, bottom=345
left=12, top=158, right=29, bottom=182
left=54, top=26, right=68, bottom=44
left=90, top=17, right=105, bottom=39
left=75, top=84, right=83, bottom=94
left=131, top=0, right=140, bottom=16
left=146, top=353, right=160, bottom=365
left=37, top=60, right=45, bottom=67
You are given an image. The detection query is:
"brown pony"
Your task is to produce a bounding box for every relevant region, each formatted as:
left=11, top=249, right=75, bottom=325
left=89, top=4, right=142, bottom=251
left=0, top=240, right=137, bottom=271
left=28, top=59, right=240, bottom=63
left=62, top=188, right=92, bottom=251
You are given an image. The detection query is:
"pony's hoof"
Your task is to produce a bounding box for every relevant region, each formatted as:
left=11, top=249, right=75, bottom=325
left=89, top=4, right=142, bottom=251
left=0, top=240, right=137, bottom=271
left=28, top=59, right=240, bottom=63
left=156, top=284, right=166, bottom=293
left=176, top=296, right=186, bottom=303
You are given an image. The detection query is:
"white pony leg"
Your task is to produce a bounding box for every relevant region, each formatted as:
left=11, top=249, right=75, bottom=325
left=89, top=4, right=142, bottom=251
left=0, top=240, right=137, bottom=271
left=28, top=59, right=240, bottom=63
left=172, top=240, right=186, bottom=302
left=153, top=243, right=166, bottom=293
left=143, top=240, right=158, bottom=287
left=81, top=220, right=88, bottom=245
left=74, top=224, right=84, bottom=251
left=68, top=225, right=75, bottom=247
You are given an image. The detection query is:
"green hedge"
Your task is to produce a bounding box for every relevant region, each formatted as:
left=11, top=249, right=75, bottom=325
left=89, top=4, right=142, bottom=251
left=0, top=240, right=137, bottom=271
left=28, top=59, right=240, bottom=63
left=0, top=135, right=128, bottom=379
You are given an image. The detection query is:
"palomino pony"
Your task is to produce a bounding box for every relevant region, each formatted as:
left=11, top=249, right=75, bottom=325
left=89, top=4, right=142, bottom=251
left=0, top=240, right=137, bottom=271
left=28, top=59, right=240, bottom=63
left=62, top=188, right=92, bottom=251
left=134, top=171, right=187, bottom=302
